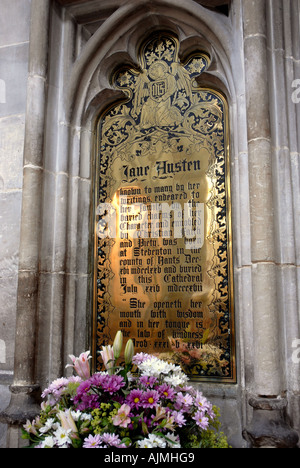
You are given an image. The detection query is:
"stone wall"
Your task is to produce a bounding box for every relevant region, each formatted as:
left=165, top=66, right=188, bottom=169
left=0, top=0, right=31, bottom=447
left=0, top=0, right=299, bottom=448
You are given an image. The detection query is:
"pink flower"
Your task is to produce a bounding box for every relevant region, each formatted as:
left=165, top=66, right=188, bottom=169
left=175, top=392, right=193, bottom=411
left=101, top=433, right=127, bottom=448
left=83, top=434, right=103, bottom=448
left=194, top=392, right=210, bottom=411
left=112, top=404, right=132, bottom=428
left=193, top=410, right=209, bottom=430
left=172, top=410, right=186, bottom=427
left=66, top=351, right=92, bottom=380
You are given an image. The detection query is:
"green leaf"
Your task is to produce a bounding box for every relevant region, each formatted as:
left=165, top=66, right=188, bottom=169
left=121, top=437, right=132, bottom=447
left=141, top=421, right=149, bottom=436
left=21, top=429, right=31, bottom=440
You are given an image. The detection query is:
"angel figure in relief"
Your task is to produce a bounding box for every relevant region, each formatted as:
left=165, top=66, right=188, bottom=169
left=132, top=60, right=193, bottom=128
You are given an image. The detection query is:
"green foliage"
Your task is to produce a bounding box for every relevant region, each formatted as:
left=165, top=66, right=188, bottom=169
left=91, top=403, right=120, bottom=435
left=179, top=406, right=230, bottom=449
left=198, top=430, right=231, bottom=449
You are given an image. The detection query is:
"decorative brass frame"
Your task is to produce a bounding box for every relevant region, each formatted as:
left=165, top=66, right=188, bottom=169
left=92, top=32, right=236, bottom=383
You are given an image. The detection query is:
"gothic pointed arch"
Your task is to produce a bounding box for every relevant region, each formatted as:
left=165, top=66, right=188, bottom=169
left=65, top=0, right=236, bottom=129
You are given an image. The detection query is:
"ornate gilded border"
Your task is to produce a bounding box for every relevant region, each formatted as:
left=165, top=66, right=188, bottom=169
left=92, top=33, right=236, bottom=383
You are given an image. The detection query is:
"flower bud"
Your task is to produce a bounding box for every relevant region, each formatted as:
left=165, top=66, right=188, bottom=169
left=100, top=345, right=115, bottom=375
left=58, top=410, right=78, bottom=434
left=124, top=339, right=134, bottom=365
left=113, top=331, right=123, bottom=360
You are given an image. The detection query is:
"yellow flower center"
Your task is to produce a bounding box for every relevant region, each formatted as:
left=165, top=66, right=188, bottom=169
left=148, top=397, right=154, bottom=404
left=134, top=398, right=140, bottom=403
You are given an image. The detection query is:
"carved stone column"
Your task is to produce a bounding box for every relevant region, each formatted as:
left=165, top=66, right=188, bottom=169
left=244, top=0, right=280, bottom=396
left=243, top=0, right=299, bottom=447
left=0, top=0, right=50, bottom=448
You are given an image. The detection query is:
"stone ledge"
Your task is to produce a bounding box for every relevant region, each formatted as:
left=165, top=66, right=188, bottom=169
left=249, top=396, right=288, bottom=411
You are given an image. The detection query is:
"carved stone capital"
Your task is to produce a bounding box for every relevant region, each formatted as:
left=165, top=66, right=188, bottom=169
left=0, top=384, right=40, bottom=426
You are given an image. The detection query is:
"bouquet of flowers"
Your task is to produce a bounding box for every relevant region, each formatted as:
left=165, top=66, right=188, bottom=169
left=22, top=332, right=229, bottom=449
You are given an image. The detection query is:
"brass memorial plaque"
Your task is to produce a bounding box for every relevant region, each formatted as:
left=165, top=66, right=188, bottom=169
left=93, top=34, right=236, bottom=382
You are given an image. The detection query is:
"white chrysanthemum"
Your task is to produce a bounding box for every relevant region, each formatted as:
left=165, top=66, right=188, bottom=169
left=164, top=371, right=189, bottom=387
left=54, top=427, right=72, bottom=447
left=41, top=436, right=55, bottom=448
left=137, top=438, right=155, bottom=448
left=70, top=410, right=92, bottom=422
left=138, top=357, right=182, bottom=378
left=165, top=432, right=181, bottom=448
left=39, top=418, right=56, bottom=434
left=148, top=434, right=167, bottom=448
left=138, top=434, right=167, bottom=449
left=70, top=410, right=82, bottom=421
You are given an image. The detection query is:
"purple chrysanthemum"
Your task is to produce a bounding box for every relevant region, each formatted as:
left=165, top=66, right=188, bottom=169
left=101, top=375, right=125, bottom=395
left=76, top=393, right=100, bottom=411
left=126, top=389, right=144, bottom=409
left=132, top=353, right=152, bottom=365
left=89, top=373, right=107, bottom=387
left=140, top=376, right=158, bottom=388
left=157, top=383, right=176, bottom=400
left=75, top=380, right=92, bottom=399
left=142, top=390, right=160, bottom=408
left=175, top=392, right=193, bottom=411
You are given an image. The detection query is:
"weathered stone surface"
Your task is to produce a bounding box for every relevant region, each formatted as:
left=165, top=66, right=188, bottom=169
left=0, top=192, right=22, bottom=274
left=0, top=0, right=31, bottom=48
left=0, top=277, right=18, bottom=370
left=244, top=398, right=299, bottom=448
left=0, top=115, right=25, bottom=191
left=0, top=385, right=40, bottom=426
left=18, top=167, right=43, bottom=271
left=13, top=271, right=39, bottom=385
left=0, top=3, right=31, bottom=450
left=0, top=44, right=29, bottom=118
left=0, top=384, right=11, bottom=449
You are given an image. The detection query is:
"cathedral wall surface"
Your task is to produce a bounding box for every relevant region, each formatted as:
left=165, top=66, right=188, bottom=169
left=0, top=0, right=31, bottom=447
left=0, top=0, right=299, bottom=448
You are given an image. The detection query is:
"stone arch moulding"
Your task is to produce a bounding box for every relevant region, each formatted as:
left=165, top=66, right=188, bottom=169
left=62, top=0, right=249, bottom=387
left=61, top=0, right=248, bottom=378
left=67, top=0, right=236, bottom=127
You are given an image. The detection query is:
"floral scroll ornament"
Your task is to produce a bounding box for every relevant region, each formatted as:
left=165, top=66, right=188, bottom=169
left=101, top=35, right=217, bottom=161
